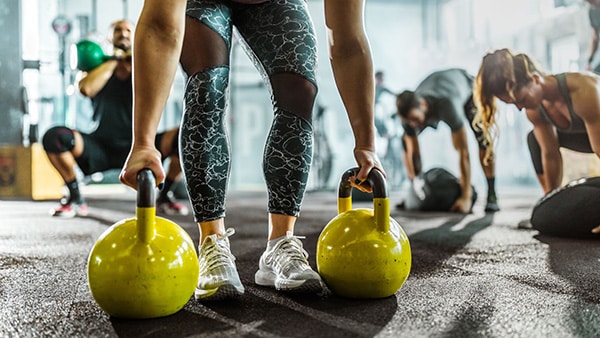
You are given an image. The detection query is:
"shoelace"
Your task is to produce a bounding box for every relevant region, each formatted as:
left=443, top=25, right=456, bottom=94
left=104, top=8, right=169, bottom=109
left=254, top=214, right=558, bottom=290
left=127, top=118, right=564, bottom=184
left=201, top=228, right=236, bottom=271
left=267, top=235, right=310, bottom=274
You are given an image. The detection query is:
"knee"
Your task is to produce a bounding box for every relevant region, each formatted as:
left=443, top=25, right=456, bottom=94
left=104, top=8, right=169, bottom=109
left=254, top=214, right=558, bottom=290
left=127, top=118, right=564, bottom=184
left=42, top=126, right=75, bottom=153
left=271, top=73, right=317, bottom=121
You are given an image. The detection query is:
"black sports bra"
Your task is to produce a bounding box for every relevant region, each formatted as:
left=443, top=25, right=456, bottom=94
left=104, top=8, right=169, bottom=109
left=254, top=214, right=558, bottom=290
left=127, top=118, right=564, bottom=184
left=537, top=73, right=586, bottom=133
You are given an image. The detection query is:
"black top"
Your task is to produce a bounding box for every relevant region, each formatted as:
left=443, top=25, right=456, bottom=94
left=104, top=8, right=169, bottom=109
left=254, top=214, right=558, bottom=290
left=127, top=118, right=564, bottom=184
left=89, top=73, right=133, bottom=148
left=538, top=73, right=586, bottom=134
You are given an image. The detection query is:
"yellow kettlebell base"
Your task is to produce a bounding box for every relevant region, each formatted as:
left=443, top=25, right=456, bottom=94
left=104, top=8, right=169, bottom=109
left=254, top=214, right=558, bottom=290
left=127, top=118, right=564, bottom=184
left=317, top=207, right=411, bottom=299
left=88, top=210, right=199, bottom=319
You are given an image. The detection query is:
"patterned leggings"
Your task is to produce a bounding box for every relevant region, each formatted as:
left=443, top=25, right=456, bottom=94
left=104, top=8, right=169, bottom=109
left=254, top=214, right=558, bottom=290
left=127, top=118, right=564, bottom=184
left=183, top=0, right=318, bottom=222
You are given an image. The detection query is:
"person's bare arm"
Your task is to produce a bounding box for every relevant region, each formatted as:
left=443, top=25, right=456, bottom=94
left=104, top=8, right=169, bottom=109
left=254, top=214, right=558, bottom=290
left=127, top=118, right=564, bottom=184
left=569, top=73, right=600, bottom=156
left=587, top=28, right=599, bottom=70
left=526, top=108, right=562, bottom=194
left=402, top=135, right=420, bottom=180
left=566, top=73, right=600, bottom=234
left=450, top=126, right=472, bottom=213
left=324, top=0, right=383, bottom=186
left=119, top=0, right=187, bottom=190
left=78, top=60, right=119, bottom=98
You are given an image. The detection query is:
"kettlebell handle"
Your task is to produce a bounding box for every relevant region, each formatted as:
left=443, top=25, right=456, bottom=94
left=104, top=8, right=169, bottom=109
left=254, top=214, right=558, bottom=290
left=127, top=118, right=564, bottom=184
left=136, top=169, right=156, bottom=243
left=338, top=168, right=390, bottom=232
left=339, top=168, right=387, bottom=199
left=137, top=169, right=156, bottom=208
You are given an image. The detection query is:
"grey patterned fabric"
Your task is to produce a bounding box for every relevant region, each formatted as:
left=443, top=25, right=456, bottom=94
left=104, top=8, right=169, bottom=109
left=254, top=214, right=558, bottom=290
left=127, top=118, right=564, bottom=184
left=263, top=109, right=312, bottom=216
left=182, top=67, right=231, bottom=222
left=186, top=0, right=317, bottom=87
left=183, top=0, right=318, bottom=222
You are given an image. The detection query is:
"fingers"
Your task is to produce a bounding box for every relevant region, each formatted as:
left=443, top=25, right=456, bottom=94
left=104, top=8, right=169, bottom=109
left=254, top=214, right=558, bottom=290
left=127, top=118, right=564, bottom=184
left=450, top=200, right=470, bottom=214
left=592, top=225, right=600, bottom=234
left=120, top=165, right=166, bottom=190
left=350, top=177, right=372, bottom=193
left=119, top=147, right=165, bottom=190
left=356, top=165, right=372, bottom=184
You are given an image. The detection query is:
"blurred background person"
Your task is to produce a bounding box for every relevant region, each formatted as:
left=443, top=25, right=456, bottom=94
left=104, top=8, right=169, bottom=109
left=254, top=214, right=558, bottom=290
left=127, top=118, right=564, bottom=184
left=42, top=19, right=187, bottom=218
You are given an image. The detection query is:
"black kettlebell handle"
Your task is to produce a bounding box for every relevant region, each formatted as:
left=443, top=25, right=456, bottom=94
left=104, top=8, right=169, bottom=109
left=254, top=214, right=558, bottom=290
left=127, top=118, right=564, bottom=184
left=339, top=167, right=388, bottom=199
left=137, top=169, right=156, bottom=208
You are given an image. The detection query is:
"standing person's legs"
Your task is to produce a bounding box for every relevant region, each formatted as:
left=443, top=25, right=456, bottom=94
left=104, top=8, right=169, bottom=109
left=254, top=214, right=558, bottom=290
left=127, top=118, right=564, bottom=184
left=234, top=0, right=322, bottom=292
left=180, top=0, right=242, bottom=301
left=465, top=97, right=499, bottom=212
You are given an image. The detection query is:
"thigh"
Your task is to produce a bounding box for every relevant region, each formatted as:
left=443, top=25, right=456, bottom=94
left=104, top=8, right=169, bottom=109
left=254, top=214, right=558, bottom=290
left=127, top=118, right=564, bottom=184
left=77, top=135, right=129, bottom=175
left=76, top=135, right=111, bottom=175
left=531, top=176, right=600, bottom=239
left=233, top=0, right=318, bottom=86
left=558, top=132, right=594, bottom=154
left=181, top=0, right=233, bottom=75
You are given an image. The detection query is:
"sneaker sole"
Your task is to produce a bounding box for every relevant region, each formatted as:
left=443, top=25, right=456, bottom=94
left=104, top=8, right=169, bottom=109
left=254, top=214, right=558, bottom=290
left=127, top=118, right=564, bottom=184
left=51, top=207, right=88, bottom=218
left=485, top=203, right=500, bottom=212
left=195, top=284, right=244, bottom=301
left=255, top=270, right=324, bottom=293
left=51, top=211, right=76, bottom=218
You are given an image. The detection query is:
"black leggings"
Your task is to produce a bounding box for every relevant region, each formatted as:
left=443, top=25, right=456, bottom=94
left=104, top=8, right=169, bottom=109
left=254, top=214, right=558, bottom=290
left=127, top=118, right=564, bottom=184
left=531, top=177, right=600, bottom=239
left=527, top=131, right=593, bottom=174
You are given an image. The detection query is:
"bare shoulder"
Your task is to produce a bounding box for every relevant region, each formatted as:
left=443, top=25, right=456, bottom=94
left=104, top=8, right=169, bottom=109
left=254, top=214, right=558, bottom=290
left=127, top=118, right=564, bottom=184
left=565, top=72, right=600, bottom=118
left=565, top=72, right=600, bottom=92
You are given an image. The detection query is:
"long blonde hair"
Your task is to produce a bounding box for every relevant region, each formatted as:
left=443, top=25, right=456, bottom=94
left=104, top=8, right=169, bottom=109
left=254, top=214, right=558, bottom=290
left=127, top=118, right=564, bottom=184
left=473, top=48, right=545, bottom=163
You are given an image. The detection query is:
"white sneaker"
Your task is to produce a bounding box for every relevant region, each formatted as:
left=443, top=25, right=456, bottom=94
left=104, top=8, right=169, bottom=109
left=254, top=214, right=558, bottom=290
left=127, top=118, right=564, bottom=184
left=255, top=231, right=324, bottom=293
left=195, top=228, right=245, bottom=301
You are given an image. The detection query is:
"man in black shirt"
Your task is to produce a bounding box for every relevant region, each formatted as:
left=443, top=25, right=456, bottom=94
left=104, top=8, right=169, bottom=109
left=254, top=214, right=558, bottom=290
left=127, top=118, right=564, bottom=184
left=42, top=20, right=187, bottom=218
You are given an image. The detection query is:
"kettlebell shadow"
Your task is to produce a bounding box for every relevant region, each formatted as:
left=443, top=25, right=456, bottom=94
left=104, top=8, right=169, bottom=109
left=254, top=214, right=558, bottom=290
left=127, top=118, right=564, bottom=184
left=296, top=232, right=398, bottom=333
left=207, top=234, right=398, bottom=338
left=109, top=309, right=226, bottom=337
left=533, top=234, right=600, bottom=335
left=534, top=234, right=600, bottom=304
left=408, top=213, right=495, bottom=277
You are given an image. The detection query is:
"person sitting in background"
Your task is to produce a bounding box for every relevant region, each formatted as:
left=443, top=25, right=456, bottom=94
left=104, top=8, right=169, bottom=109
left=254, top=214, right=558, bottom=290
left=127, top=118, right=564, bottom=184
left=473, top=48, right=600, bottom=235
left=42, top=19, right=188, bottom=218
left=474, top=48, right=600, bottom=195
left=395, top=68, right=500, bottom=213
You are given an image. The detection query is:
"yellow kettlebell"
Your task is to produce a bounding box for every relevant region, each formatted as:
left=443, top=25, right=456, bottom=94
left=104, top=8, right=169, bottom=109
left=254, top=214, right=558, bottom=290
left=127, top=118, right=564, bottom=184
left=87, top=169, right=199, bottom=319
left=316, top=168, right=411, bottom=298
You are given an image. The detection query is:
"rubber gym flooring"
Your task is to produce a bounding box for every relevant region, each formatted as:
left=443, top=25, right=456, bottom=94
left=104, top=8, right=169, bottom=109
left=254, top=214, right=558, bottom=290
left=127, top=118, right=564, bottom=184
left=1, top=184, right=599, bottom=337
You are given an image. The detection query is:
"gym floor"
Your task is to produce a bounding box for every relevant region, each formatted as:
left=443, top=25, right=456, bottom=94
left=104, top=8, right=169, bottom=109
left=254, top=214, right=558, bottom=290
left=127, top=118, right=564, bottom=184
left=1, top=184, right=599, bottom=337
